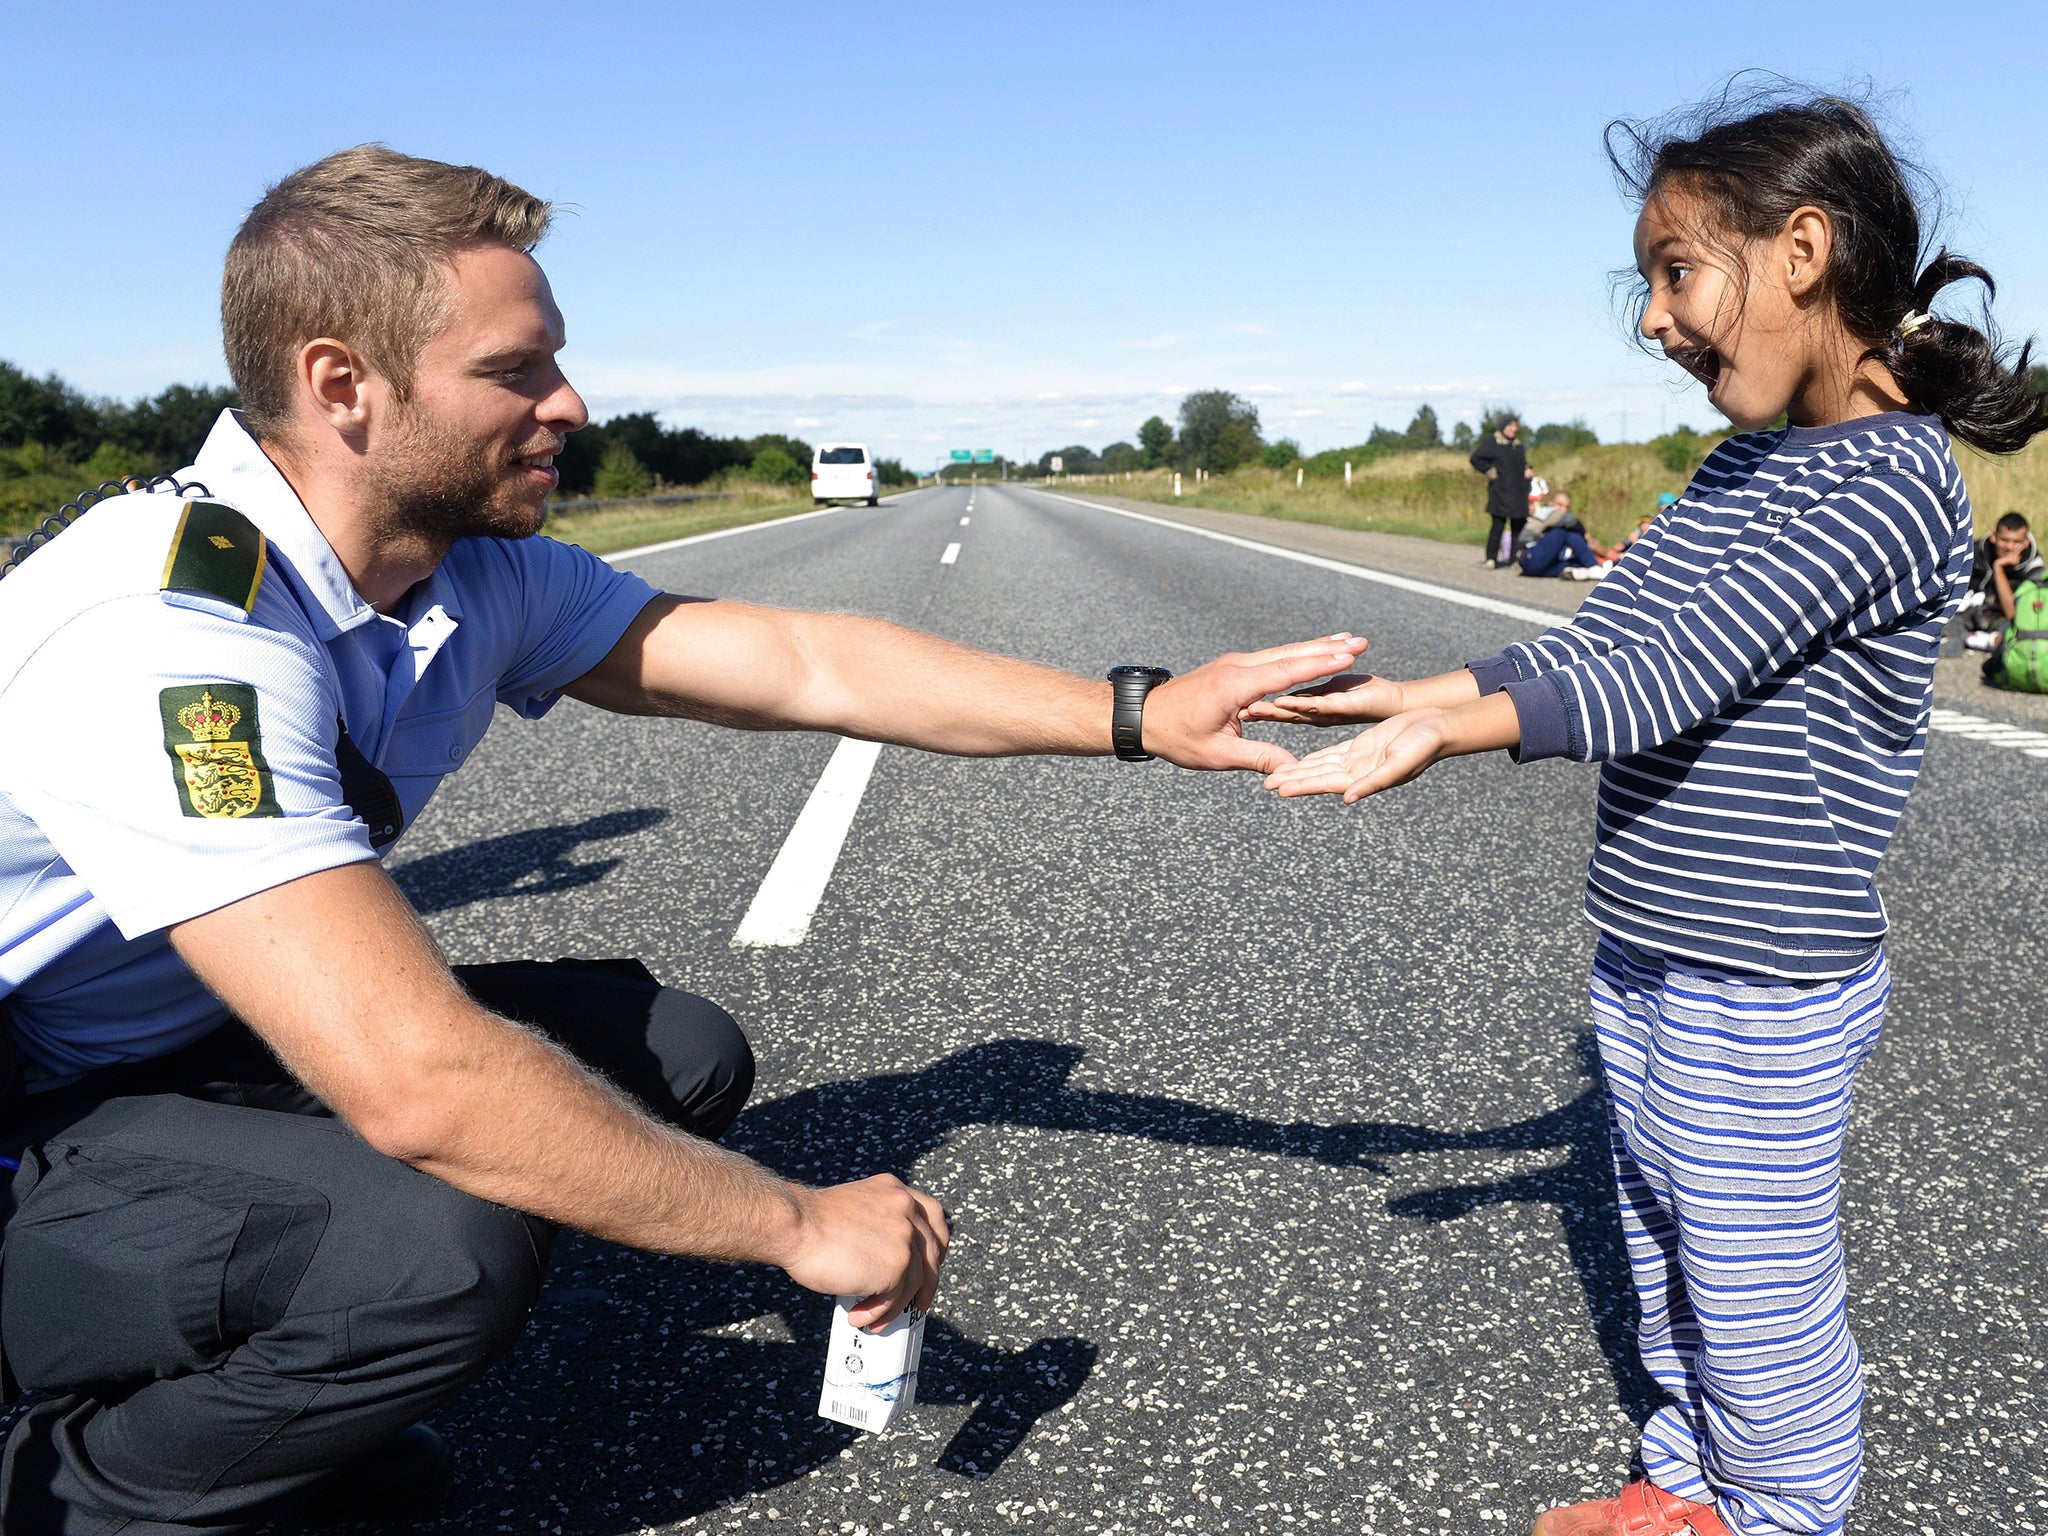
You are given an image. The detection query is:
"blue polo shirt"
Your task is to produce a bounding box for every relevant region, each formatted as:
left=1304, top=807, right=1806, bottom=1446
left=0, top=411, right=659, bottom=1082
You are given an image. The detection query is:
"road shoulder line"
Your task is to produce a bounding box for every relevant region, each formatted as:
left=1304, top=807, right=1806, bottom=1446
left=1033, top=490, right=1561, bottom=627
left=600, top=490, right=927, bottom=565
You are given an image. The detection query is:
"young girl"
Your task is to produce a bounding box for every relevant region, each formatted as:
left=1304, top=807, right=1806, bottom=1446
left=1250, top=92, right=2045, bottom=1536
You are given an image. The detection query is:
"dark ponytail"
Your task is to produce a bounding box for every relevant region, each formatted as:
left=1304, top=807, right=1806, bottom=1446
left=1607, top=82, right=2048, bottom=454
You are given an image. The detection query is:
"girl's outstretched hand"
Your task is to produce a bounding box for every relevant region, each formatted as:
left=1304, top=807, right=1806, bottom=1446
left=1261, top=708, right=1451, bottom=802
left=1239, top=671, right=1405, bottom=726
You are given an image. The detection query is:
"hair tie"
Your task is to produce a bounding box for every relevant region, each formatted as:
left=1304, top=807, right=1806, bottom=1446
left=1896, top=309, right=1934, bottom=340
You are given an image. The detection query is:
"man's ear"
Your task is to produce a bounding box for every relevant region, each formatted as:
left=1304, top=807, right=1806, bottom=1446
left=299, top=338, right=379, bottom=441
left=1782, top=206, right=1833, bottom=301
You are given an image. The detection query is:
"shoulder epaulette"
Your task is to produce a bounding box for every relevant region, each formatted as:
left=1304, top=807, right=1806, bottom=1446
left=160, top=500, right=267, bottom=614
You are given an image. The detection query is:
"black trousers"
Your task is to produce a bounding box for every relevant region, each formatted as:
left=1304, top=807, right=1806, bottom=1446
left=0, top=958, right=753, bottom=1535
left=1484, top=512, right=1525, bottom=564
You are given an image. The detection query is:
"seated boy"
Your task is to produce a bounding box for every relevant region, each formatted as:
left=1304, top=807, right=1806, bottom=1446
left=1958, top=511, right=2042, bottom=651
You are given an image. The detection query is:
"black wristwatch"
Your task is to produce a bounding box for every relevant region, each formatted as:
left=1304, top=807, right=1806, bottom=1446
left=1108, top=666, right=1173, bottom=761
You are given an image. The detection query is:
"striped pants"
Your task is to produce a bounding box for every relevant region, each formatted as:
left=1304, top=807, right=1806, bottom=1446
left=1589, top=938, right=1889, bottom=1536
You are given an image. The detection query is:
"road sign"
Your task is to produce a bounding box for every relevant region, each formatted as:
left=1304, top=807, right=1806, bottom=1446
left=949, top=450, right=972, bottom=462
left=973, top=449, right=994, bottom=463
left=1048, top=455, right=1063, bottom=472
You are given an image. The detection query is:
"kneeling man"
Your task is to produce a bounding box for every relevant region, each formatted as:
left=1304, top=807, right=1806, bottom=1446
left=0, top=146, right=1363, bottom=1531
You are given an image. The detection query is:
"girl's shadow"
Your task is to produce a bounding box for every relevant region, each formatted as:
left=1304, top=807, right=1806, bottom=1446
left=1385, top=1031, right=1670, bottom=1424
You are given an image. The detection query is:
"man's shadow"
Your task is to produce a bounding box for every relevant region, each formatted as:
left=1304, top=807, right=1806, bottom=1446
left=726, top=1032, right=1665, bottom=1425
left=405, top=1034, right=1659, bottom=1531
left=390, top=808, right=669, bottom=914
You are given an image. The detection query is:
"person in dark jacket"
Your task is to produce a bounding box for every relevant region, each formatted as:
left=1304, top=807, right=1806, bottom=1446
left=1470, top=415, right=1532, bottom=566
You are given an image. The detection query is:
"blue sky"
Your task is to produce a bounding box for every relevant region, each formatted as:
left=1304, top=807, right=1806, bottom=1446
left=8, top=1, right=2045, bottom=467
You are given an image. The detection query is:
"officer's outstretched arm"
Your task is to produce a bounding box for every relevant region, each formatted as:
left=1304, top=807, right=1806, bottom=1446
left=564, top=593, right=1369, bottom=772
left=169, top=860, right=946, bottom=1326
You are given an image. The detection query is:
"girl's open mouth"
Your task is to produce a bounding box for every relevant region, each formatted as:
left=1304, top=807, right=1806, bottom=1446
left=1676, top=344, right=1724, bottom=396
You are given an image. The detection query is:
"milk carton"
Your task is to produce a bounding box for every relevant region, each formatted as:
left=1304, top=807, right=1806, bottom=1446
left=817, top=1299, right=925, bottom=1432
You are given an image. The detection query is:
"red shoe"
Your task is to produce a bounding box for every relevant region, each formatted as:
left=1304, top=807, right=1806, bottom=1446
left=1531, top=1480, right=1733, bottom=1536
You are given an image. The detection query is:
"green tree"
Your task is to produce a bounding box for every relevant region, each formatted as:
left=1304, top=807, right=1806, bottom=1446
left=1450, top=421, right=1476, bottom=451
left=104, top=383, right=241, bottom=461
left=1100, top=441, right=1143, bottom=473
left=1039, top=444, right=1101, bottom=475
left=1654, top=431, right=1702, bottom=474
left=1531, top=417, right=1599, bottom=451
left=749, top=445, right=803, bottom=485
left=746, top=433, right=815, bottom=473
left=0, top=362, right=104, bottom=452
left=1177, top=390, right=1262, bottom=473
left=593, top=439, right=654, bottom=499
left=1402, top=404, right=1442, bottom=451
left=1260, top=437, right=1301, bottom=469
left=1137, top=415, right=1175, bottom=468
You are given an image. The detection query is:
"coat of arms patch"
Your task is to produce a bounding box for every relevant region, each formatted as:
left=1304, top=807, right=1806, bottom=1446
left=159, top=684, right=282, bottom=819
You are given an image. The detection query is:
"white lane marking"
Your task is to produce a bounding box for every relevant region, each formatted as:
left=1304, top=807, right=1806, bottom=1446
left=732, top=737, right=884, bottom=947
left=598, top=490, right=924, bottom=564
left=1035, top=490, right=1560, bottom=626
left=960, top=516, right=971, bottom=526
left=1928, top=709, right=2048, bottom=758
left=941, top=542, right=962, bottom=566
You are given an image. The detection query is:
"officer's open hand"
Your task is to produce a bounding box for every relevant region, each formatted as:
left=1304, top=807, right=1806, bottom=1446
left=783, top=1174, right=950, bottom=1328
left=1141, top=634, right=1370, bottom=774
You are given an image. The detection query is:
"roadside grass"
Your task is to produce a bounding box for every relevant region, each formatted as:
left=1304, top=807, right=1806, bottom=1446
left=1048, top=433, right=2048, bottom=547
left=543, top=479, right=903, bottom=555
left=1955, top=438, right=2048, bottom=532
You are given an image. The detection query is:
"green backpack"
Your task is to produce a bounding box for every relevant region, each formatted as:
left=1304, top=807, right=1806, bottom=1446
left=1993, top=572, right=2048, bottom=692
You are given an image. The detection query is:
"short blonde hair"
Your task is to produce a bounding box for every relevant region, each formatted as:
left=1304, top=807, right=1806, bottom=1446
left=222, top=145, right=552, bottom=437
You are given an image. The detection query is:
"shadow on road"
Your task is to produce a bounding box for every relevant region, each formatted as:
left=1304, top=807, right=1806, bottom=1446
left=386, top=1034, right=1658, bottom=1532
left=390, top=808, right=669, bottom=914
left=1386, top=1032, right=1670, bottom=1426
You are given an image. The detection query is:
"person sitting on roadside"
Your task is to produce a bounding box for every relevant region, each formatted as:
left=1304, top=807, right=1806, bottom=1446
left=1517, top=493, right=1618, bottom=579
left=1957, top=510, right=2042, bottom=652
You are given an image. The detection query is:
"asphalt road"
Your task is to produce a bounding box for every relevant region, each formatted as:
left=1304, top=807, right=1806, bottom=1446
left=365, top=484, right=2045, bottom=1536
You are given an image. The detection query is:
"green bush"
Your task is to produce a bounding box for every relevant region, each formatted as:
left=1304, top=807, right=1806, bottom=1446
left=749, top=446, right=803, bottom=486
left=1654, top=432, right=1703, bottom=474
left=593, top=440, right=654, bottom=500
left=1261, top=438, right=1301, bottom=469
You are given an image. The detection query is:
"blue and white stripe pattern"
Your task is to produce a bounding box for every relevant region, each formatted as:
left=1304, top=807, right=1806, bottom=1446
left=1471, top=412, right=1972, bottom=980
left=1591, top=937, right=1888, bottom=1536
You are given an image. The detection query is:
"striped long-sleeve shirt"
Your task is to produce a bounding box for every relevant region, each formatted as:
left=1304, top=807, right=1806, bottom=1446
left=1467, top=411, right=1972, bottom=980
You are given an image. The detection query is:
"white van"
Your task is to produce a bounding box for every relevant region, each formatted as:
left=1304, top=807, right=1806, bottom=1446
left=812, top=443, right=880, bottom=506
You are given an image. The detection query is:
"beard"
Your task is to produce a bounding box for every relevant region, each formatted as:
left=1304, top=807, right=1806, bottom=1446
left=369, top=398, right=547, bottom=545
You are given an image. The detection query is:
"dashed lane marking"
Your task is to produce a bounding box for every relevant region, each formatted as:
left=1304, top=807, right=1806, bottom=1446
left=731, top=737, right=885, bottom=947
left=960, top=516, right=971, bottom=526
left=941, top=542, right=962, bottom=566
left=1927, top=709, right=2048, bottom=758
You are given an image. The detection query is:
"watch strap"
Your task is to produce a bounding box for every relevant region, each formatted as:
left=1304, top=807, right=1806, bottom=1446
left=1108, top=666, right=1172, bottom=761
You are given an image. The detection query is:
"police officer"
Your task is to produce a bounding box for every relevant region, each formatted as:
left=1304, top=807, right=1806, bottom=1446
left=0, top=145, right=1366, bottom=1531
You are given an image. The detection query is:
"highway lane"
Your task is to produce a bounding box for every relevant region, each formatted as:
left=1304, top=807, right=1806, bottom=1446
left=380, top=483, right=2046, bottom=1536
